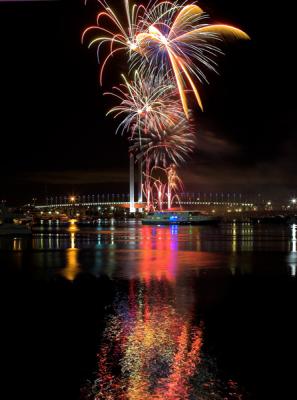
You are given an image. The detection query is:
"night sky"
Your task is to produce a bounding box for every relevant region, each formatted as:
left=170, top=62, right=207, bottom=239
left=0, top=0, right=296, bottom=204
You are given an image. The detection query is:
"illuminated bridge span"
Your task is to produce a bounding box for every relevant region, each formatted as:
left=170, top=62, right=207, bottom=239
left=39, top=193, right=258, bottom=209
left=36, top=201, right=141, bottom=210
left=35, top=200, right=255, bottom=211
left=32, top=196, right=297, bottom=221
left=34, top=194, right=296, bottom=214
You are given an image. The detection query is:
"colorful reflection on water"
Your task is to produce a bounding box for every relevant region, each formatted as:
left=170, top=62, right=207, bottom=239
left=1, top=221, right=296, bottom=399
left=93, top=283, right=205, bottom=399
left=1, top=221, right=297, bottom=281
left=80, top=225, right=245, bottom=399
left=88, top=279, right=243, bottom=400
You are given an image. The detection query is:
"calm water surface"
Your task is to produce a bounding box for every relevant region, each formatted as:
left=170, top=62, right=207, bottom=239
left=1, top=222, right=296, bottom=399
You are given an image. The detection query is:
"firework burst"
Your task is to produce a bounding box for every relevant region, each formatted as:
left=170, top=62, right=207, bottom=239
left=166, top=164, right=183, bottom=209
left=82, top=0, right=146, bottom=84
left=136, top=3, right=250, bottom=117
left=130, top=116, right=196, bottom=168
left=143, top=165, right=183, bottom=210
left=105, top=71, right=183, bottom=137
left=83, top=1, right=249, bottom=117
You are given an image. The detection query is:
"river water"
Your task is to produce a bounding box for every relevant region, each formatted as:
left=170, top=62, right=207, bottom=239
left=1, top=221, right=296, bottom=399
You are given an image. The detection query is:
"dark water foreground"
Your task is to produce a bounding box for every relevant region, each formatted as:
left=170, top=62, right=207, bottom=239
left=1, top=222, right=297, bottom=400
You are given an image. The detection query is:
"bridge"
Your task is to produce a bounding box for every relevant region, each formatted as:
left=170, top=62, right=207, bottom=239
left=31, top=194, right=297, bottom=222
left=35, top=199, right=255, bottom=211
left=38, top=192, right=258, bottom=209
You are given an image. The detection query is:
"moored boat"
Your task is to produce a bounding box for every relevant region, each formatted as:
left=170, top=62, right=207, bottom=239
left=142, top=211, right=220, bottom=225
left=0, top=222, right=32, bottom=236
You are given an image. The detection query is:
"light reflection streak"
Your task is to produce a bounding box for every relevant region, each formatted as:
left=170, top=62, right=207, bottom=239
left=291, top=224, right=296, bottom=253
left=232, top=222, right=237, bottom=253
left=55, top=234, right=60, bottom=249
left=289, top=224, right=297, bottom=276
left=48, top=234, right=53, bottom=249
left=64, top=249, right=80, bottom=281
left=13, top=238, right=22, bottom=251
left=240, top=223, right=254, bottom=251
left=64, top=223, right=80, bottom=281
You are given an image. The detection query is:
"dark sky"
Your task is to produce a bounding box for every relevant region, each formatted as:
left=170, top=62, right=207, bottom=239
left=0, top=0, right=296, bottom=204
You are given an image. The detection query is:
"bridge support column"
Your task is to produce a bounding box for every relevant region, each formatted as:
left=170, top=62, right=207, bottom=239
left=138, top=161, right=143, bottom=212
left=130, top=153, right=135, bottom=213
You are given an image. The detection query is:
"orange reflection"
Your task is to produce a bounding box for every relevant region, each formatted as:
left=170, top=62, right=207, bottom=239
left=64, top=224, right=80, bottom=281
left=139, top=226, right=179, bottom=283
left=13, top=238, right=22, bottom=251
left=65, top=248, right=79, bottom=281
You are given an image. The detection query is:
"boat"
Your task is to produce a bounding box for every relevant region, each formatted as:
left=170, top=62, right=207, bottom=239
left=0, top=222, right=32, bottom=236
left=0, top=215, right=31, bottom=236
left=142, top=210, right=220, bottom=225
left=0, top=208, right=32, bottom=236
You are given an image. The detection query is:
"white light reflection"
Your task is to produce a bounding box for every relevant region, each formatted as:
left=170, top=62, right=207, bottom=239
left=289, top=224, right=297, bottom=276
left=292, top=224, right=296, bottom=252
left=48, top=234, right=53, bottom=249
left=232, top=222, right=237, bottom=252
left=71, top=232, right=75, bottom=249
left=241, top=223, right=254, bottom=251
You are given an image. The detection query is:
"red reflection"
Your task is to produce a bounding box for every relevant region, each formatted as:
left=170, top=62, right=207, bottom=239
left=136, top=225, right=227, bottom=284
left=139, top=226, right=178, bottom=283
